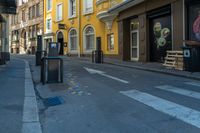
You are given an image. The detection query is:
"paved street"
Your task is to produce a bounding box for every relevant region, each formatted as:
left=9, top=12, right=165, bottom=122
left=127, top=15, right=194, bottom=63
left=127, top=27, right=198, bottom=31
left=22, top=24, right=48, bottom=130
left=28, top=55, right=200, bottom=133
left=2, top=55, right=200, bottom=133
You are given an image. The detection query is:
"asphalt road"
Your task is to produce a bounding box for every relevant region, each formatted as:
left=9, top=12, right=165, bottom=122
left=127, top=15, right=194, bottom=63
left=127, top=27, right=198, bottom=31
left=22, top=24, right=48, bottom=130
left=17, top=55, right=200, bottom=133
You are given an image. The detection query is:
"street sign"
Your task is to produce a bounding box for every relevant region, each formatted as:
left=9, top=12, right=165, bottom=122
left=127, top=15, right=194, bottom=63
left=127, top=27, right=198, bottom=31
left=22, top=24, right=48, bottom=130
left=58, top=24, right=66, bottom=30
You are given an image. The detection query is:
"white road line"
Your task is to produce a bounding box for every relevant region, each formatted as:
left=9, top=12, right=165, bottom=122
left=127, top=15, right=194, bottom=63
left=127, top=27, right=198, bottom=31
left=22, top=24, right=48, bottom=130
left=155, top=85, right=200, bottom=100
left=100, top=73, right=129, bottom=84
left=22, top=61, right=42, bottom=133
left=84, top=67, right=129, bottom=84
left=120, top=90, right=200, bottom=129
left=185, top=82, right=200, bottom=87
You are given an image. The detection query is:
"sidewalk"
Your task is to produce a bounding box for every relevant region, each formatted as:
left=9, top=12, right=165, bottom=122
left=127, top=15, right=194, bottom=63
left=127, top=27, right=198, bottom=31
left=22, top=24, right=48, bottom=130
left=0, top=59, right=25, bottom=133
left=67, top=56, right=200, bottom=81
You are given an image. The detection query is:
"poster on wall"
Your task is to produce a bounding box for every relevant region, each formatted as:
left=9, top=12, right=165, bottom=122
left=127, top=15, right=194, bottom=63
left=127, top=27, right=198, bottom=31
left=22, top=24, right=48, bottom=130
left=149, top=15, right=172, bottom=62
left=189, top=4, right=200, bottom=41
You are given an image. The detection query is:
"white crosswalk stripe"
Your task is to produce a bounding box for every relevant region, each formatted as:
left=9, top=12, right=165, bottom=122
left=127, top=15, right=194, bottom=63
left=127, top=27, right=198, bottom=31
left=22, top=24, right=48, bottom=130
left=120, top=89, right=200, bottom=129
left=185, top=82, right=200, bottom=87
left=155, top=85, right=200, bottom=100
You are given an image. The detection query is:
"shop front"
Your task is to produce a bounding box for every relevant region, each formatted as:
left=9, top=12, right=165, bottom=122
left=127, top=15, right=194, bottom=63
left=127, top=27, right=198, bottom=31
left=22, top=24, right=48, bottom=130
left=186, top=0, right=200, bottom=41
left=110, top=0, right=184, bottom=62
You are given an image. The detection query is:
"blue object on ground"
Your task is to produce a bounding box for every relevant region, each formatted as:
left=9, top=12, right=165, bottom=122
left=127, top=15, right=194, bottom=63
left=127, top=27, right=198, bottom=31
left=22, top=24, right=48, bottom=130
left=43, top=96, right=65, bottom=107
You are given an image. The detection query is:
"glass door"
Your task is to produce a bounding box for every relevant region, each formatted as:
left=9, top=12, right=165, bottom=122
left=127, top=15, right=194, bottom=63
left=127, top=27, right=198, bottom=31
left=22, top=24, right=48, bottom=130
left=130, top=20, right=139, bottom=61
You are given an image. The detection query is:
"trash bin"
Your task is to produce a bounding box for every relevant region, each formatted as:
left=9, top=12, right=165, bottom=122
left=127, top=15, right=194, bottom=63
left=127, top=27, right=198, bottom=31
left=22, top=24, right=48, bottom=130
left=92, top=50, right=103, bottom=63
left=0, top=52, right=6, bottom=65
left=183, top=41, right=200, bottom=72
left=92, top=37, right=104, bottom=63
left=41, top=57, right=63, bottom=84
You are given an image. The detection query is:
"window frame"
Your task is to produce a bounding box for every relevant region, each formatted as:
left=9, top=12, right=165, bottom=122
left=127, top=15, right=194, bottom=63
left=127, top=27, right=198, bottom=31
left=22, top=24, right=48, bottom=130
left=83, top=25, right=96, bottom=53
left=46, top=17, right=52, bottom=33
left=56, top=3, right=63, bottom=21
left=107, top=33, right=115, bottom=51
left=68, top=0, right=76, bottom=18
left=46, top=0, right=52, bottom=12
left=68, top=28, right=78, bottom=53
left=83, top=0, right=93, bottom=15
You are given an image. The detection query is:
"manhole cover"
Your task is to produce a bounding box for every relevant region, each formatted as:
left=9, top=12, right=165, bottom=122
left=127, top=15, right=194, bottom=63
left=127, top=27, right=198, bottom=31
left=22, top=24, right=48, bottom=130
left=43, top=96, right=65, bottom=107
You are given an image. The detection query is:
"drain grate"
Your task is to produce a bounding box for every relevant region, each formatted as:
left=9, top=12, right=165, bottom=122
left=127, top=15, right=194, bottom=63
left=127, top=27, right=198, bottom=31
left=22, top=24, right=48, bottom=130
left=43, top=96, right=65, bottom=107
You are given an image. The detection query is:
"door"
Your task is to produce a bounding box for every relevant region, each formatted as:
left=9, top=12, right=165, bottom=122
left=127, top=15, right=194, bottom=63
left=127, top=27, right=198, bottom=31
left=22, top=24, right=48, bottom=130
left=131, top=30, right=139, bottom=61
left=57, top=32, right=64, bottom=55
left=130, top=20, right=139, bottom=61
left=149, top=15, right=172, bottom=62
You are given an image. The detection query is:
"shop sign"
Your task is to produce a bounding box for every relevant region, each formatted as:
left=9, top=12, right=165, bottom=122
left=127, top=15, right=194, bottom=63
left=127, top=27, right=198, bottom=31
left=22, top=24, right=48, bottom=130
left=58, top=24, right=66, bottom=30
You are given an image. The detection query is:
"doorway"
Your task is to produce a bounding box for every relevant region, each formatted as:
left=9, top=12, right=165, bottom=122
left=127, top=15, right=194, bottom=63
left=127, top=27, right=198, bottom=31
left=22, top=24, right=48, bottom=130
left=130, top=20, right=139, bottom=61
left=57, top=31, right=64, bottom=55
left=149, top=14, right=172, bottom=62
left=21, top=30, right=27, bottom=53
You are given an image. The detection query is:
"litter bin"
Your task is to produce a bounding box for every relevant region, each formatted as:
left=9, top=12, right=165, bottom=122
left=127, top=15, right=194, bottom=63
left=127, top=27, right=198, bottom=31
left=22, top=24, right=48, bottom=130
left=92, top=50, right=103, bottom=63
left=92, top=37, right=104, bottom=63
left=0, top=52, right=6, bottom=65
left=41, top=57, right=63, bottom=84
left=183, top=40, right=200, bottom=72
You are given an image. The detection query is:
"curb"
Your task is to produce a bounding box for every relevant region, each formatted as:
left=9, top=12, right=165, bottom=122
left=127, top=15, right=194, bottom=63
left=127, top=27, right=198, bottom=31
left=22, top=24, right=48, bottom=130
left=65, top=57, right=200, bottom=81
left=105, top=61, right=200, bottom=81
left=22, top=60, right=42, bottom=133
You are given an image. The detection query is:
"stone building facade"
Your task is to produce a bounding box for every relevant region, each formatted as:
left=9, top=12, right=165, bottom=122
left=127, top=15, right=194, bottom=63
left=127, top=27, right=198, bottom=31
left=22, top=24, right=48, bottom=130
left=9, top=0, right=43, bottom=54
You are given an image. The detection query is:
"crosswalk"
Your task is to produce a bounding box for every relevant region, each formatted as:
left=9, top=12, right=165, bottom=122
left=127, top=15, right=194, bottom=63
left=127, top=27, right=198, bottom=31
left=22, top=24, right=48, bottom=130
left=120, top=81, right=200, bottom=129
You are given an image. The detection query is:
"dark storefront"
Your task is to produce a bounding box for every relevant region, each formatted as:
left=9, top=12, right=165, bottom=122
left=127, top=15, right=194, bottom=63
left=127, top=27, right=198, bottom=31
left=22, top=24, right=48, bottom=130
left=0, top=0, right=16, bottom=55
left=109, top=0, right=184, bottom=62
left=185, top=0, right=200, bottom=42
left=0, top=0, right=16, bottom=14
left=148, top=6, right=172, bottom=62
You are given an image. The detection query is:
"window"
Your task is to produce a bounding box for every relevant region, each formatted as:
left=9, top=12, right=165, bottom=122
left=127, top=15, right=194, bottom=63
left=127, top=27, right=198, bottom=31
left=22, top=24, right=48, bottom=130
left=47, top=0, right=52, bottom=12
left=32, top=5, right=36, bottom=18
left=83, top=0, right=93, bottom=14
left=107, top=34, right=114, bottom=51
left=22, top=10, right=26, bottom=22
left=56, top=3, right=63, bottom=21
left=69, top=29, right=77, bottom=51
left=69, top=0, right=76, bottom=17
left=29, top=7, right=32, bottom=20
left=84, top=26, right=95, bottom=51
left=36, top=3, right=40, bottom=17
left=46, top=18, right=52, bottom=33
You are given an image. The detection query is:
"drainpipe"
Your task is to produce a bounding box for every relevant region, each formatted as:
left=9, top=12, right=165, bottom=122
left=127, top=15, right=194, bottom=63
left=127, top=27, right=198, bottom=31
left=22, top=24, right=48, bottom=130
left=77, top=0, right=81, bottom=58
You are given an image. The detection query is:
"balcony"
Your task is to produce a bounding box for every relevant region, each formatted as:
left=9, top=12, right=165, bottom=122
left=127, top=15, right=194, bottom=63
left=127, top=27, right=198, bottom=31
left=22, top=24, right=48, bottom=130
left=96, top=0, right=122, bottom=30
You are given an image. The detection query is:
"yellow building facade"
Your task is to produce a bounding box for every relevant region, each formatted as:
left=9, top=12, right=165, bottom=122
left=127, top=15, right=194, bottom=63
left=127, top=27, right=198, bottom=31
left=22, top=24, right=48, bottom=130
left=43, top=0, right=124, bottom=56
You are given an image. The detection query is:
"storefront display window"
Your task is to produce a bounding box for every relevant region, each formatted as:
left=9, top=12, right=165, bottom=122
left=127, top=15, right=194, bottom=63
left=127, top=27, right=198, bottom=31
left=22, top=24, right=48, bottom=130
left=188, top=3, right=200, bottom=41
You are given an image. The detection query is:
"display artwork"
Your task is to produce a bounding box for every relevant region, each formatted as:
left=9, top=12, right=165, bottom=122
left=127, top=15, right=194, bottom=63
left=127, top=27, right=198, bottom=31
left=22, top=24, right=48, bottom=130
left=193, top=11, right=200, bottom=41
left=153, top=22, right=170, bottom=49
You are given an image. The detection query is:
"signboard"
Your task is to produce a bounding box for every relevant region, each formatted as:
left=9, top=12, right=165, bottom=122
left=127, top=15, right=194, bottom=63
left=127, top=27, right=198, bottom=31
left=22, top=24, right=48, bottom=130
left=58, top=24, right=66, bottom=30
left=0, top=0, right=16, bottom=14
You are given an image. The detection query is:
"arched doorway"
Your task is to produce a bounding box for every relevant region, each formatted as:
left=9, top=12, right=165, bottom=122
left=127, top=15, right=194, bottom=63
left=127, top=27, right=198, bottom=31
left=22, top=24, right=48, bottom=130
left=57, top=31, right=64, bottom=55
left=21, top=29, right=27, bottom=53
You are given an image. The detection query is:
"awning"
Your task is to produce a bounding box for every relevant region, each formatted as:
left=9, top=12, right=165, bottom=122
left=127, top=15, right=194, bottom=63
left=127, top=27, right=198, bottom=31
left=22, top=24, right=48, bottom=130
left=108, top=0, right=145, bottom=14
left=0, top=0, right=17, bottom=14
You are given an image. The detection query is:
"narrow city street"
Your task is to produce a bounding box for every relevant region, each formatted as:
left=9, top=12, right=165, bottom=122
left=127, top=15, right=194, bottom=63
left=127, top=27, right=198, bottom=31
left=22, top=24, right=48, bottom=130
left=10, top=55, right=200, bottom=133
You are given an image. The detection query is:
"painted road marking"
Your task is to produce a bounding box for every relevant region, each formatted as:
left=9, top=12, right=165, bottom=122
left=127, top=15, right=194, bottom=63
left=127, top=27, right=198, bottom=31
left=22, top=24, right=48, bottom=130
left=84, top=67, right=129, bottom=84
left=156, top=85, right=200, bottom=100
left=22, top=61, right=42, bottom=133
left=120, top=89, right=200, bottom=129
left=185, top=82, right=200, bottom=87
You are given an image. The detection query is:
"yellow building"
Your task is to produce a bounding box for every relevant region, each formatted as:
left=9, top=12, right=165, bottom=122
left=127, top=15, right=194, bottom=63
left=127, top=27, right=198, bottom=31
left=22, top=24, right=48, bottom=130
left=43, top=0, right=124, bottom=56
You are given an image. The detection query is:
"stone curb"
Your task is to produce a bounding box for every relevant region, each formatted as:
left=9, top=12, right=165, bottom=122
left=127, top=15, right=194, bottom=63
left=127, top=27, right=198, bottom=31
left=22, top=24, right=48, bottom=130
left=105, top=61, right=200, bottom=81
